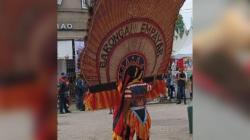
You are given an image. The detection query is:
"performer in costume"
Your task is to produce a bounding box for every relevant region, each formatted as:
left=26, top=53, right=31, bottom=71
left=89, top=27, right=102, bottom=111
left=80, top=0, right=185, bottom=139
left=113, top=66, right=152, bottom=140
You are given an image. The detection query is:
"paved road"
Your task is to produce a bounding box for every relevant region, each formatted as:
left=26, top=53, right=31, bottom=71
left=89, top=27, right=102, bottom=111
left=58, top=103, right=192, bottom=140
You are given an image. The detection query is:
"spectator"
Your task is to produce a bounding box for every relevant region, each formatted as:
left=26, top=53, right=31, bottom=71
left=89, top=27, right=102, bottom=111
left=75, top=75, right=88, bottom=111
left=176, top=68, right=186, bottom=104
left=190, top=74, right=193, bottom=100
left=166, top=69, right=174, bottom=100
left=58, top=73, right=71, bottom=114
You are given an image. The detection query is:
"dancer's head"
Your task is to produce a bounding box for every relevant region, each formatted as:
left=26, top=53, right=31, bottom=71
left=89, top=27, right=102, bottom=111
left=123, top=65, right=143, bottom=86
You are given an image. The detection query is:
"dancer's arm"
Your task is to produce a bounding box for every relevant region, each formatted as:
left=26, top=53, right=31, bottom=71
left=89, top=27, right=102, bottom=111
left=123, top=88, right=132, bottom=123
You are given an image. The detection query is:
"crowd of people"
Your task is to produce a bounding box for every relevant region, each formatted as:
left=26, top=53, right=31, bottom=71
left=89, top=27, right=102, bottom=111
left=57, top=73, right=88, bottom=114
left=165, top=68, right=193, bottom=104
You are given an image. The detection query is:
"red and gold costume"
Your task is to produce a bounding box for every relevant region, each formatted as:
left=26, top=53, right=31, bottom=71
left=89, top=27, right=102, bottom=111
left=124, top=82, right=152, bottom=139
left=80, top=0, right=184, bottom=139
left=112, top=66, right=153, bottom=140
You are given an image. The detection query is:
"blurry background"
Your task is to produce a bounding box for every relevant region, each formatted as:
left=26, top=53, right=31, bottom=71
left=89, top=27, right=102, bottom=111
left=0, top=0, right=56, bottom=140
left=193, top=0, right=250, bottom=140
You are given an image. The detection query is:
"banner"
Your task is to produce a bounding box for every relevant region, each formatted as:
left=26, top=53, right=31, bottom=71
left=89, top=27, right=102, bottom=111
left=74, top=40, right=85, bottom=73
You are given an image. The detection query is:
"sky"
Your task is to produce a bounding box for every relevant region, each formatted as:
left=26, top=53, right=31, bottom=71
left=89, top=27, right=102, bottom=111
left=180, top=0, right=193, bottom=29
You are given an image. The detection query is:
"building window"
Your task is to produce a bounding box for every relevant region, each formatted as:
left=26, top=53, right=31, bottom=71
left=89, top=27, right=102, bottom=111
left=81, top=0, right=89, bottom=9
left=57, top=0, right=63, bottom=6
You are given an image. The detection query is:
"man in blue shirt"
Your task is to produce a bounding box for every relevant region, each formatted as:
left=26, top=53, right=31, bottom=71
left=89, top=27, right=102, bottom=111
left=75, top=75, right=88, bottom=111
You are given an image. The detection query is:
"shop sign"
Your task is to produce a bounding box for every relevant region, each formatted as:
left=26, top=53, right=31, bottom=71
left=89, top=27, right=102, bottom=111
left=57, top=23, right=73, bottom=30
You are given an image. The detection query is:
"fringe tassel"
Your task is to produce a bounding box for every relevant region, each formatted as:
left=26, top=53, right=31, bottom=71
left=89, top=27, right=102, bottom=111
left=112, top=132, right=123, bottom=140
left=125, top=110, right=151, bottom=139
left=146, top=80, right=167, bottom=101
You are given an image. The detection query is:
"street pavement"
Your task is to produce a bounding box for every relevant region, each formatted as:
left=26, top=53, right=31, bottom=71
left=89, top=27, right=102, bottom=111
left=58, top=103, right=192, bottom=140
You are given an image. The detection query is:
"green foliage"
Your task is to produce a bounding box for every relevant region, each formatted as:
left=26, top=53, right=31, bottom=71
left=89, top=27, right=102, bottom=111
left=175, top=14, right=185, bottom=38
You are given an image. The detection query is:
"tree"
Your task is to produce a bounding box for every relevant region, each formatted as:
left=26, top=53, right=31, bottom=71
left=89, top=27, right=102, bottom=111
left=175, top=14, right=185, bottom=38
